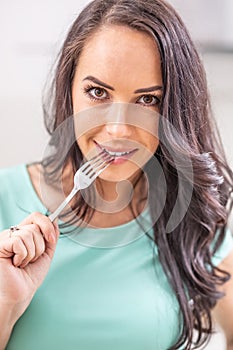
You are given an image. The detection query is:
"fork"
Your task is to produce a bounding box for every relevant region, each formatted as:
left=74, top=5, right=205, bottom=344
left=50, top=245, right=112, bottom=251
left=49, top=151, right=113, bottom=222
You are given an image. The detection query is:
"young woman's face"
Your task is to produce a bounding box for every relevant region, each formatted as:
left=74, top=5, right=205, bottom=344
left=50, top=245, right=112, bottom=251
left=72, top=25, right=162, bottom=181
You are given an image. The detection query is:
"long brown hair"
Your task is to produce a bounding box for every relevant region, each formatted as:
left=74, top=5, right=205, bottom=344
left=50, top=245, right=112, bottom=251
left=42, top=0, right=233, bottom=348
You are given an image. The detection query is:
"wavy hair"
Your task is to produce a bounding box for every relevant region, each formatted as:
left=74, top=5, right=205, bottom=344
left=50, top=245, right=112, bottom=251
left=42, top=0, right=233, bottom=348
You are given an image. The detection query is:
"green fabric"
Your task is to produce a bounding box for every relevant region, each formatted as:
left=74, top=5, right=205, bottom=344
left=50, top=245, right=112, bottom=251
left=1, top=164, right=233, bottom=350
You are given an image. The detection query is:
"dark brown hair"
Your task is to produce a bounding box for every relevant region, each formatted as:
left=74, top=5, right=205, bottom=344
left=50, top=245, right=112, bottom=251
left=42, top=0, right=233, bottom=348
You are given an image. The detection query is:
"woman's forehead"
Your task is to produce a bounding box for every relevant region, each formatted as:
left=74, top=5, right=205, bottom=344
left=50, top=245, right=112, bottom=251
left=76, top=25, right=162, bottom=86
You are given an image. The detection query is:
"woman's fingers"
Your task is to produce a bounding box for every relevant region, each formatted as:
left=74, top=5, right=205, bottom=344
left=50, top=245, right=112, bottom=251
left=18, top=228, right=46, bottom=268
left=42, top=221, right=60, bottom=261
left=30, top=229, right=46, bottom=263
left=0, top=213, right=60, bottom=268
left=19, top=212, right=57, bottom=244
left=10, top=225, right=45, bottom=267
left=11, top=237, right=28, bottom=267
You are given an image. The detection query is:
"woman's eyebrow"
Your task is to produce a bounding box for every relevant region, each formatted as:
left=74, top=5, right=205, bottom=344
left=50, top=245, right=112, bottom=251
left=83, top=76, right=114, bottom=90
left=82, top=75, right=163, bottom=94
left=134, top=85, right=163, bottom=93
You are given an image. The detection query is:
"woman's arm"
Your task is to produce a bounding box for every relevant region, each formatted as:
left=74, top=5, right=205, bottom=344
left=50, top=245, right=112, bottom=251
left=0, top=324, right=12, bottom=350
left=0, top=304, right=19, bottom=350
left=212, top=249, right=233, bottom=350
left=0, top=213, right=59, bottom=349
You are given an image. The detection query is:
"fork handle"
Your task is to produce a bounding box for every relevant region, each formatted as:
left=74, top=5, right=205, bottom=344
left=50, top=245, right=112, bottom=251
left=49, top=186, right=79, bottom=222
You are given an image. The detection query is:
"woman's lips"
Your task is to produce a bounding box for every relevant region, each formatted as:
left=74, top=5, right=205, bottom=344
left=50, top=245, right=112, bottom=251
left=94, top=140, right=138, bottom=164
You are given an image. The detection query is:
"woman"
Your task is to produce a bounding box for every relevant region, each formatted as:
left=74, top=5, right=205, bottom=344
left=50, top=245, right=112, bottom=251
left=0, top=0, right=233, bottom=349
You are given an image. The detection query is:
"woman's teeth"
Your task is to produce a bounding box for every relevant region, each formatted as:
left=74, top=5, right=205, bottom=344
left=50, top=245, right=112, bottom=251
left=103, top=148, right=131, bottom=157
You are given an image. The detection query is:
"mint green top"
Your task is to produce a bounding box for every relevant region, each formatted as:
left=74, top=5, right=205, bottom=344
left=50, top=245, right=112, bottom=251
left=1, top=164, right=233, bottom=350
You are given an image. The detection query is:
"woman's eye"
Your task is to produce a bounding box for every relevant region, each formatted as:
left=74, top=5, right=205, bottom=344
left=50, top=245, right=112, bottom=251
left=89, top=87, right=107, bottom=99
left=137, top=94, right=160, bottom=106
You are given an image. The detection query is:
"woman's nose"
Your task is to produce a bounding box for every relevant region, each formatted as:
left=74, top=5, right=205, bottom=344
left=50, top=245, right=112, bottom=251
left=104, top=103, right=133, bottom=138
left=105, top=122, right=132, bottom=138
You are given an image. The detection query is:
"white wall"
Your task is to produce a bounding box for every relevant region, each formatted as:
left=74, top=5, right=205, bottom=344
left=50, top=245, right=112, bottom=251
left=0, top=0, right=89, bottom=167
left=169, top=0, right=233, bottom=47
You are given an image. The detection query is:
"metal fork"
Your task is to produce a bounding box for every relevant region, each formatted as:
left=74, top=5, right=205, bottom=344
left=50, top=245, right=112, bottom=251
left=49, top=151, right=113, bottom=222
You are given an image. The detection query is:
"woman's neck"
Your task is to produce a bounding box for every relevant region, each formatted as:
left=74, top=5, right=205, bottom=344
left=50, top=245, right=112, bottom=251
left=27, top=162, right=149, bottom=228
left=61, top=162, right=149, bottom=227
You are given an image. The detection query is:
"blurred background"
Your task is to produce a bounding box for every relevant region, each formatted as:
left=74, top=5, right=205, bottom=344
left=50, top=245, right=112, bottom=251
left=0, top=1, right=232, bottom=348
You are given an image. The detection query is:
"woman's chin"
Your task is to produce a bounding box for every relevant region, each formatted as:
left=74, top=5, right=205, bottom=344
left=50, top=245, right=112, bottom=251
left=98, top=162, right=142, bottom=182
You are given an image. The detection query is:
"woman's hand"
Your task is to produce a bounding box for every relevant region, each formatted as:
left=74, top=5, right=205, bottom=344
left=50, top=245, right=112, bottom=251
left=0, top=212, right=59, bottom=315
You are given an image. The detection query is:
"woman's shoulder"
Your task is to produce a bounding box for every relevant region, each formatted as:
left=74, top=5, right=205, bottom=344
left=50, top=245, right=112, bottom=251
left=0, top=163, right=46, bottom=229
left=0, top=162, right=43, bottom=201
left=0, top=164, right=27, bottom=190
left=212, top=227, right=233, bottom=266
left=0, top=164, right=31, bottom=228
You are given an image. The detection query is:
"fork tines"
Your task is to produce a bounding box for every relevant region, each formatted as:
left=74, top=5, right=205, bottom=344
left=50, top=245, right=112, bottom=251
left=82, top=151, right=114, bottom=178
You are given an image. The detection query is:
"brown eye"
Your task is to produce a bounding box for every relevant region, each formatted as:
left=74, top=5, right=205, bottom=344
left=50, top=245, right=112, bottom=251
left=94, top=88, right=105, bottom=98
left=84, top=85, right=109, bottom=101
left=137, top=94, right=160, bottom=107
left=89, top=87, right=108, bottom=99
left=143, top=95, right=154, bottom=104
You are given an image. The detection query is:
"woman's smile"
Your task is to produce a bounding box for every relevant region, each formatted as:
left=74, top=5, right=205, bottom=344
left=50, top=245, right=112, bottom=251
left=94, top=140, right=139, bottom=165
